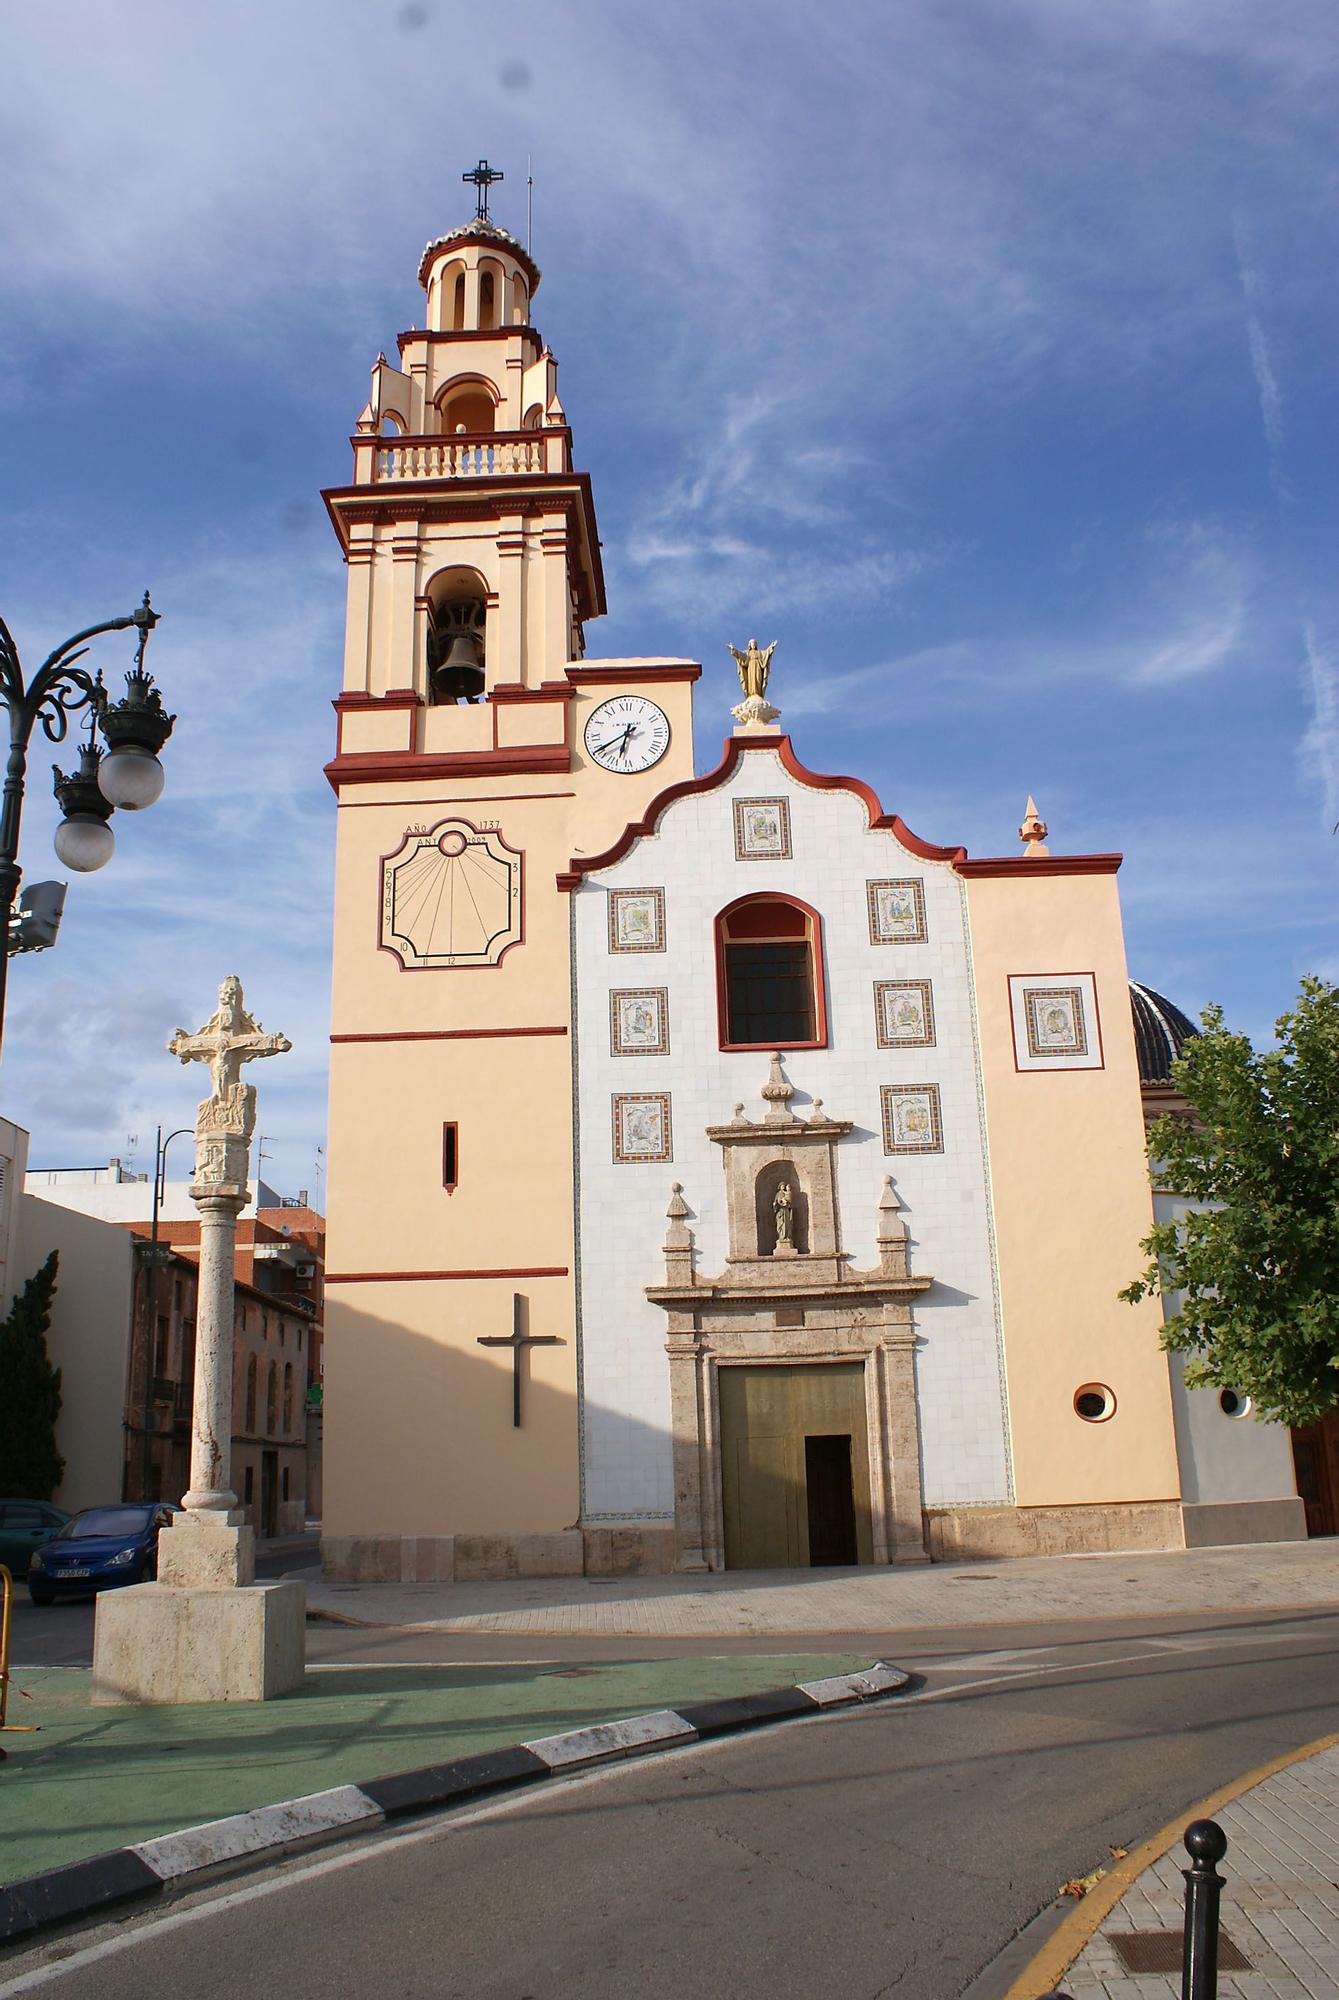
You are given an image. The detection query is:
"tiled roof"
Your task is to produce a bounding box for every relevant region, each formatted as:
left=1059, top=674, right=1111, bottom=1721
left=1129, top=980, right=1200, bottom=1083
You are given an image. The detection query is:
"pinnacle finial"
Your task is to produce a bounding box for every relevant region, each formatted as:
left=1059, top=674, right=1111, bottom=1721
left=761, top=1052, right=796, bottom=1123
left=1019, top=794, right=1050, bottom=856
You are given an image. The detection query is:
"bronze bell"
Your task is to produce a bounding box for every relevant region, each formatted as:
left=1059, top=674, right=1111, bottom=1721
left=430, top=628, right=485, bottom=704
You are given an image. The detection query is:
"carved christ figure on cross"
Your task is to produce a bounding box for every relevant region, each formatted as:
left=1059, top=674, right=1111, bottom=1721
left=168, top=976, right=292, bottom=1109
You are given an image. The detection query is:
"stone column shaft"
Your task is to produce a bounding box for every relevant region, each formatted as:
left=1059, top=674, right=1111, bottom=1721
left=182, top=1193, right=245, bottom=1514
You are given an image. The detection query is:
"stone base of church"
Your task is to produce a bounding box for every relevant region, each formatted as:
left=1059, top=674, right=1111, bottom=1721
left=322, top=1525, right=679, bottom=1584
left=1180, top=1497, right=1307, bottom=1547
left=924, top=1500, right=1184, bottom=1561
left=91, top=1580, right=306, bottom=1705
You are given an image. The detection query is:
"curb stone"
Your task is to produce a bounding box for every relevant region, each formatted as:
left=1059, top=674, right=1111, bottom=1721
left=0, top=1661, right=910, bottom=1952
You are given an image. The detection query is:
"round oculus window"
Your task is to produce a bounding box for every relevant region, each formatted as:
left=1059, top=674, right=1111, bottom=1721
left=1074, top=1384, right=1116, bottom=1423
left=1219, top=1389, right=1252, bottom=1419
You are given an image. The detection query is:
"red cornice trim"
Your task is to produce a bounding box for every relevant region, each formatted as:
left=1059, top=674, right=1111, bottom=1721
left=489, top=681, right=577, bottom=703
left=325, top=743, right=570, bottom=793
left=332, top=690, right=422, bottom=714
left=331, top=1026, right=567, bottom=1044
left=322, top=471, right=606, bottom=621
left=565, top=663, right=702, bottom=686
left=397, top=326, right=544, bottom=352
left=558, top=734, right=964, bottom=888
left=326, top=1266, right=569, bottom=1285
left=956, top=855, right=1123, bottom=878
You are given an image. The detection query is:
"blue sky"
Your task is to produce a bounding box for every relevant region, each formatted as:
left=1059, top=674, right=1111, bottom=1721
left=1, top=0, right=1335, bottom=1196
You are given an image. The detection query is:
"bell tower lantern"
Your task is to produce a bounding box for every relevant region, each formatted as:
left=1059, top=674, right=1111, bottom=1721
left=323, top=169, right=603, bottom=765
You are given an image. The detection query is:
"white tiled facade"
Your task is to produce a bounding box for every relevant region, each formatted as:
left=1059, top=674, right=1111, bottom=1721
left=572, top=743, right=1012, bottom=1523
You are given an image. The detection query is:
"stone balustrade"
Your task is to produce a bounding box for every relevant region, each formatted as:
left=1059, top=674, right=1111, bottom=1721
left=372, top=431, right=555, bottom=482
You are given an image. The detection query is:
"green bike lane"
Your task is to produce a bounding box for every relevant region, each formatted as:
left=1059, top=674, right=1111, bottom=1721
left=0, top=1652, right=868, bottom=1885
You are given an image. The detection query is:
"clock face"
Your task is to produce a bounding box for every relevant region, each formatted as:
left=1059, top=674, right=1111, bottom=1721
left=380, top=817, right=522, bottom=969
left=583, top=695, right=671, bottom=775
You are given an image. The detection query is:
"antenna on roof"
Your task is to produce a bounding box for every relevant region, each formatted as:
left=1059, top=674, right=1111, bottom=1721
left=527, top=154, right=534, bottom=256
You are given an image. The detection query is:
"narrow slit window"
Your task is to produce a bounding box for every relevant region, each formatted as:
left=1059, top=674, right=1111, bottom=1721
left=443, top=1121, right=459, bottom=1193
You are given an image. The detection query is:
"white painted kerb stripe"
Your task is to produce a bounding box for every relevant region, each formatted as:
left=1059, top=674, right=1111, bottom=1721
left=797, top=1664, right=910, bottom=1706
left=131, top=1785, right=383, bottom=1881
left=523, top=1709, right=697, bottom=1770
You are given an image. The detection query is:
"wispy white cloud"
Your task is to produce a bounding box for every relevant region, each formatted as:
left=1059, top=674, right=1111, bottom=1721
left=1300, top=624, right=1339, bottom=829
left=1232, top=213, right=1289, bottom=502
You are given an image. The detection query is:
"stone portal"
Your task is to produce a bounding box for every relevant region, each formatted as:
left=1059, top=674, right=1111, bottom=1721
left=646, top=1056, right=932, bottom=1571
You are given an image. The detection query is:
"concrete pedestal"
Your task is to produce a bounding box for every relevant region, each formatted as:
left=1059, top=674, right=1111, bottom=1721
left=92, top=1579, right=305, bottom=1705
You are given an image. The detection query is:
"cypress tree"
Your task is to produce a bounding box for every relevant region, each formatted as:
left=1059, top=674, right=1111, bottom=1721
left=0, top=1251, right=65, bottom=1499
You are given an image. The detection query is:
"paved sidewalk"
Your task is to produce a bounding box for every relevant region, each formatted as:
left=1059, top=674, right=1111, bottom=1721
left=1012, top=1739, right=1339, bottom=1998
left=304, top=1538, right=1339, bottom=1635
left=0, top=1650, right=866, bottom=1887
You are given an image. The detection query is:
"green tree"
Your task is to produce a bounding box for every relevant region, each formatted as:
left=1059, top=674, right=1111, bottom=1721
left=1122, top=978, right=1339, bottom=1427
left=0, top=1250, right=65, bottom=1498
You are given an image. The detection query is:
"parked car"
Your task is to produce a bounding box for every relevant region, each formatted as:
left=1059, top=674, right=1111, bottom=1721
left=0, top=1500, right=70, bottom=1578
left=27, top=1504, right=181, bottom=1604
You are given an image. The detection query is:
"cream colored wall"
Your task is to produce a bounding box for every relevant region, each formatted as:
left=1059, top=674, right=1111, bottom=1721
left=963, top=871, right=1180, bottom=1507
left=0, top=1117, right=29, bottom=1307
left=323, top=669, right=697, bottom=1542
left=18, top=1193, right=135, bottom=1513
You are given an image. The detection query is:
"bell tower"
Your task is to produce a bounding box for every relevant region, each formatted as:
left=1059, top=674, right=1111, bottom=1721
left=320, top=176, right=700, bottom=1581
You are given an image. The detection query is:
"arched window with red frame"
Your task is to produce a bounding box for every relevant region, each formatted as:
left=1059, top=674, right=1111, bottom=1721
left=715, top=894, right=827, bottom=1051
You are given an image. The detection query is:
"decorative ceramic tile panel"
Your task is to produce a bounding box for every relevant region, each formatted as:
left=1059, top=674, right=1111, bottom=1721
left=874, top=979, right=936, bottom=1049
left=610, top=988, right=670, bottom=1057
left=612, top=1093, right=673, bottom=1163
left=608, top=887, right=665, bottom=953
left=880, top=1082, right=944, bottom=1154
left=733, top=797, right=792, bottom=861
left=1008, top=973, right=1104, bottom=1071
left=867, top=878, right=928, bottom=945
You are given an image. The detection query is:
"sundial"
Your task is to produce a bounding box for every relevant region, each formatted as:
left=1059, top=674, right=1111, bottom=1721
left=380, top=817, right=523, bottom=969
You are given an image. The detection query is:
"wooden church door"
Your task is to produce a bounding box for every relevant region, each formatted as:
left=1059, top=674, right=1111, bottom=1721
left=719, top=1363, right=874, bottom=1569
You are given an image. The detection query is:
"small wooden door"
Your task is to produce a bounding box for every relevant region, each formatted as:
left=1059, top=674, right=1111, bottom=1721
left=1291, top=1411, right=1339, bottom=1537
left=719, top=1363, right=873, bottom=1569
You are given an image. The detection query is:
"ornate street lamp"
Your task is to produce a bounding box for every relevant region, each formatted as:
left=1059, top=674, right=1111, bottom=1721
left=0, top=593, right=173, bottom=1059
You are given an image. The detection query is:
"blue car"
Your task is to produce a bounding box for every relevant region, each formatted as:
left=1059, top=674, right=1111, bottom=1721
left=27, top=1504, right=180, bottom=1604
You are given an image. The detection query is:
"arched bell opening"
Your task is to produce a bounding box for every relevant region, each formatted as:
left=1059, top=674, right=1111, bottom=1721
left=425, top=566, right=489, bottom=705
left=436, top=374, right=499, bottom=437
left=755, top=1159, right=809, bottom=1257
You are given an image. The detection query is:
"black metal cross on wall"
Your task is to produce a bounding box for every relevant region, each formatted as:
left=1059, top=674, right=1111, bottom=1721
left=476, top=1293, right=562, bottom=1427
left=462, top=158, right=504, bottom=221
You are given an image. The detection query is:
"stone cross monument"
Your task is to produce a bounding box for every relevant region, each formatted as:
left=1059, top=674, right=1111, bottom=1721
left=92, top=977, right=305, bottom=1706
left=168, top=976, right=290, bottom=1523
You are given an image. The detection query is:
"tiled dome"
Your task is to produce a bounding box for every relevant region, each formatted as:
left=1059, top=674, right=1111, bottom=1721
left=1129, top=981, right=1200, bottom=1084
left=417, top=217, right=540, bottom=292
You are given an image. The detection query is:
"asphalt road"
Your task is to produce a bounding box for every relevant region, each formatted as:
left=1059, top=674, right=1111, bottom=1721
left=5, top=1605, right=1339, bottom=2000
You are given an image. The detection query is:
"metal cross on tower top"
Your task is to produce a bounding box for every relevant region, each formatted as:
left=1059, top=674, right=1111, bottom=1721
left=462, top=158, right=504, bottom=220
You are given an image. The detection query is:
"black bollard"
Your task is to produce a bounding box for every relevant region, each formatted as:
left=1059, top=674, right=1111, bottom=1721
left=1181, top=1817, right=1228, bottom=2000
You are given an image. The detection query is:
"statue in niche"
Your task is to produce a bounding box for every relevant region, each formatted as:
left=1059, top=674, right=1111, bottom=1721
left=773, top=1180, right=795, bottom=1252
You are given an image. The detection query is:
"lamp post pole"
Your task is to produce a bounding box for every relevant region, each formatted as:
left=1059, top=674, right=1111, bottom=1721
left=0, top=595, right=173, bottom=1063
left=139, top=1123, right=193, bottom=1502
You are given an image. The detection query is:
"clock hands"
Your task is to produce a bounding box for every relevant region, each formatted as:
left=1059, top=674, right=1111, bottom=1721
left=592, top=721, right=638, bottom=763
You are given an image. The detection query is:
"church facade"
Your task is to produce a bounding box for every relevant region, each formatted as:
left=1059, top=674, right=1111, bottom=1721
left=319, top=204, right=1305, bottom=1581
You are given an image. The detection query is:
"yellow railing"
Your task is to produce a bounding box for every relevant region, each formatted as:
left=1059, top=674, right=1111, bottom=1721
left=0, top=1563, right=39, bottom=1750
